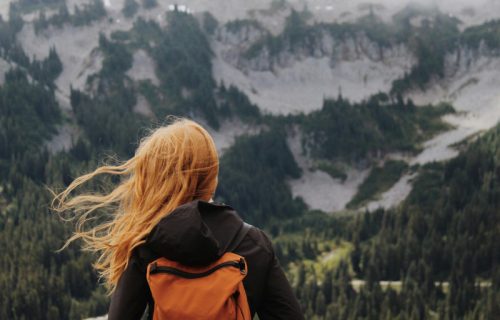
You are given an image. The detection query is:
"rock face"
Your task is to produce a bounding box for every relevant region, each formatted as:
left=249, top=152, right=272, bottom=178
left=216, top=22, right=414, bottom=72
left=213, top=24, right=414, bottom=114
left=6, top=0, right=500, bottom=214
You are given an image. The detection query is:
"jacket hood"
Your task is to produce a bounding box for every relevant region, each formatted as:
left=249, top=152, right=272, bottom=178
left=145, top=200, right=244, bottom=266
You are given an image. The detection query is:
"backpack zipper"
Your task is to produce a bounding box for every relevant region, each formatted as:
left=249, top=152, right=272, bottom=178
left=150, top=258, right=246, bottom=278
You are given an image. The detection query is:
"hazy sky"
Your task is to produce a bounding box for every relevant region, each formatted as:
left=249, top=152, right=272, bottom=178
left=1, top=0, right=499, bottom=26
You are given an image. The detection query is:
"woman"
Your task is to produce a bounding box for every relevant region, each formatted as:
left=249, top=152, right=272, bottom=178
left=52, top=118, right=304, bottom=319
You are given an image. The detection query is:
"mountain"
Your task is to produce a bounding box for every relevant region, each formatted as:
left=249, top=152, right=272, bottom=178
left=4, top=0, right=499, bottom=213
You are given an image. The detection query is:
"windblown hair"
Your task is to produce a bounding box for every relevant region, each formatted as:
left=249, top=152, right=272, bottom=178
left=51, top=118, right=219, bottom=292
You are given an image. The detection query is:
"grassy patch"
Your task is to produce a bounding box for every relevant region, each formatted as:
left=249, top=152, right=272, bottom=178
left=285, top=240, right=354, bottom=285
left=314, top=160, right=348, bottom=181
left=347, top=160, right=409, bottom=209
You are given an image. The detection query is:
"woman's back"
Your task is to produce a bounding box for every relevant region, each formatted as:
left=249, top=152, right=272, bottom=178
left=108, top=200, right=304, bottom=319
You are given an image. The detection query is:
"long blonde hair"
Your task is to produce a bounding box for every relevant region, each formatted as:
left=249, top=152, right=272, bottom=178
left=51, top=118, right=219, bottom=292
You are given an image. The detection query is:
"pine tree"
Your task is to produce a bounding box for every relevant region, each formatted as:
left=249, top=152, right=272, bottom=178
left=122, top=0, right=139, bottom=18
left=142, top=0, right=157, bottom=9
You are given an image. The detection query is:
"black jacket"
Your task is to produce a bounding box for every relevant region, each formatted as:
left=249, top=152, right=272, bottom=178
left=108, top=200, right=304, bottom=320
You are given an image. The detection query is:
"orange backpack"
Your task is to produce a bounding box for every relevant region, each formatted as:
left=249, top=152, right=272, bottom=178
left=146, top=223, right=252, bottom=320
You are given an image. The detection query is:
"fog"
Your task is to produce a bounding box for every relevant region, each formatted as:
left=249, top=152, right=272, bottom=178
left=2, top=0, right=500, bottom=27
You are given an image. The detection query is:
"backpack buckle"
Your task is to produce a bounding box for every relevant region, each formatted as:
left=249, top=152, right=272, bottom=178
left=150, top=261, right=158, bottom=274
left=238, top=258, right=247, bottom=275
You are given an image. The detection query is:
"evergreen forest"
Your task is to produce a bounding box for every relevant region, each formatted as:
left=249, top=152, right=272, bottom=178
left=0, top=1, right=499, bottom=319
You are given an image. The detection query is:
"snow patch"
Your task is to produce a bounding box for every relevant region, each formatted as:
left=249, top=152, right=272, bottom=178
left=365, top=173, right=417, bottom=211
left=408, top=55, right=500, bottom=165
left=0, top=0, right=13, bottom=20
left=127, top=49, right=159, bottom=86
left=290, top=167, right=370, bottom=213
left=54, top=89, right=72, bottom=111
left=197, top=119, right=260, bottom=155
left=45, top=123, right=80, bottom=154
left=17, top=23, right=104, bottom=97
left=133, top=94, right=154, bottom=118
left=287, top=132, right=370, bottom=213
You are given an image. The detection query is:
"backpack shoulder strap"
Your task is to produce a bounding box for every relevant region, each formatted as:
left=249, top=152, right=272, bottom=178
left=226, top=222, right=252, bottom=253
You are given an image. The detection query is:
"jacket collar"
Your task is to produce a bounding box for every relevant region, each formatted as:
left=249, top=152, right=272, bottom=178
left=146, top=200, right=243, bottom=266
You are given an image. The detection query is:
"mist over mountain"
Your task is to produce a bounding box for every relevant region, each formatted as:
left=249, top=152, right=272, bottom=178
left=0, top=0, right=499, bottom=319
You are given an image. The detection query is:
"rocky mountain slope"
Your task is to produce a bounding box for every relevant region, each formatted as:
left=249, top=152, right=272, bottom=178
left=3, top=0, right=500, bottom=214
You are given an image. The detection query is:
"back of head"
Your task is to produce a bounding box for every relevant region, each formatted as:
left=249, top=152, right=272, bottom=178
left=51, top=118, right=219, bottom=291
left=132, top=119, right=219, bottom=214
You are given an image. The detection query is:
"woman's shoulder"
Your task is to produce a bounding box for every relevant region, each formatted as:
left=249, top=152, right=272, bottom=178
left=241, top=224, right=276, bottom=257
left=129, top=244, right=159, bottom=274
